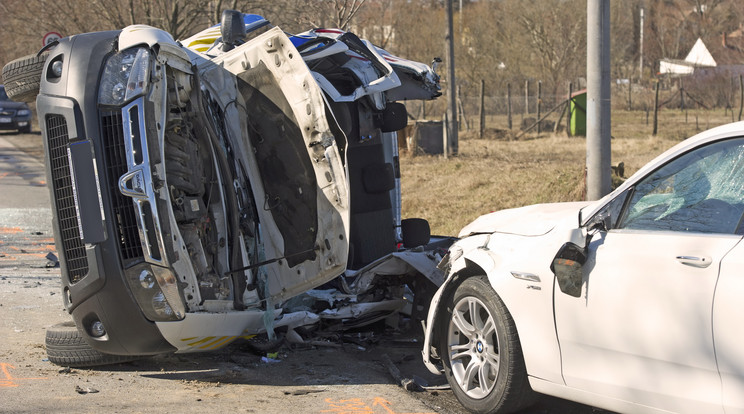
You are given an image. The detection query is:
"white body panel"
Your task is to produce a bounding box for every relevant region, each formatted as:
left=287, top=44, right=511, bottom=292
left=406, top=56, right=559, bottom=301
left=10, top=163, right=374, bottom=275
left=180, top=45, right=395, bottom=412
left=555, top=230, right=738, bottom=413
left=713, top=239, right=744, bottom=414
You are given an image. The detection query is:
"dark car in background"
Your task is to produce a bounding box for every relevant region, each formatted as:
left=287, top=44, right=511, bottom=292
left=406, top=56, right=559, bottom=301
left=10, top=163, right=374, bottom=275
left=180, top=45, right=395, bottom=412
left=0, top=85, right=32, bottom=133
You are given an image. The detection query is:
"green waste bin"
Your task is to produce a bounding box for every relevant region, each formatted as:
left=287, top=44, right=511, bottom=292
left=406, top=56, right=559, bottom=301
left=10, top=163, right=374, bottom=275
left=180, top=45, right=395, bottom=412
left=570, top=90, right=586, bottom=136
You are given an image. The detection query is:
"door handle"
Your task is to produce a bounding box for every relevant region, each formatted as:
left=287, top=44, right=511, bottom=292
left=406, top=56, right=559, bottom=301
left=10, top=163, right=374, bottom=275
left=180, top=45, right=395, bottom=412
left=676, top=255, right=712, bottom=268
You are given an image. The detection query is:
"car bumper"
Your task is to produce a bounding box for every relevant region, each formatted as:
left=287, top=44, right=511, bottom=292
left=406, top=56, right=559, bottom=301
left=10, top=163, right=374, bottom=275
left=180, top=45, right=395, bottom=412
left=0, top=117, right=30, bottom=130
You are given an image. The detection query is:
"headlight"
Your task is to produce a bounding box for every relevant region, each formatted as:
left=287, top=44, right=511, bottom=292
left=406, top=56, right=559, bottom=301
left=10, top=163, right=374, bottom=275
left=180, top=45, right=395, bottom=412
left=98, top=47, right=151, bottom=105
left=16, top=109, right=30, bottom=116
left=124, top=265, right=186, bottom=321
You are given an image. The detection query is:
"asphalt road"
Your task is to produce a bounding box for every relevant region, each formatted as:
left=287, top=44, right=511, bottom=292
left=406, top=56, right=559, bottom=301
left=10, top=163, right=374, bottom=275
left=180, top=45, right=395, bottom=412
left=0, top=130, right=606, bottom=414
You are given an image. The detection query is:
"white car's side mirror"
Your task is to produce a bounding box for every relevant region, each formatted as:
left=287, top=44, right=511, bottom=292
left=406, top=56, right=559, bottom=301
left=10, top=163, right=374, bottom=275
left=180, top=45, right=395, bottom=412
left=551, top=242, right=586, bottom=298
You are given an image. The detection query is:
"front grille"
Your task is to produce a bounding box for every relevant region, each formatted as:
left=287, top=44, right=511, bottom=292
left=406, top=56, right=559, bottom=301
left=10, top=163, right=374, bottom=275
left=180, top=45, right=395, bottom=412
left=100, top=110, right=143, bottom=262
left=0, top=109, right=16, bottom=116
left=46, top=114, right=89, bottom=284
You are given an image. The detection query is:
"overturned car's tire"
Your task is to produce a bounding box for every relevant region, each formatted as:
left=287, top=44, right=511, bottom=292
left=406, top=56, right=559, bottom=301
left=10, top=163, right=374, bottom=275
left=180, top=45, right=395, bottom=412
left=45, top=322, right=140, bottom=367
left=2, top=53, right=47, bottom=102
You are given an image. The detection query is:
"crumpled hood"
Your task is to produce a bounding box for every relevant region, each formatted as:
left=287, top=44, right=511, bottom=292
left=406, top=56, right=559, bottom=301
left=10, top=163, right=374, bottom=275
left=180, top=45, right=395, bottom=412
left=458, top=201, right=591, bottom=238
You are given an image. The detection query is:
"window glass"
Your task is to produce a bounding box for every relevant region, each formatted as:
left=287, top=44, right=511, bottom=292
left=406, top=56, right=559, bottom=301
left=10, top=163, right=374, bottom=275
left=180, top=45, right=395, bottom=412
left=617, top=138, right=744, bottom=234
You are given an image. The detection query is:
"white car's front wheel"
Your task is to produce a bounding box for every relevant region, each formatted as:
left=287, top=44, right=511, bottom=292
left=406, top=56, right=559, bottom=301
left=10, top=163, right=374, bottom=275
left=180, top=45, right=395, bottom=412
left=440, top=276, right=535, bottom=413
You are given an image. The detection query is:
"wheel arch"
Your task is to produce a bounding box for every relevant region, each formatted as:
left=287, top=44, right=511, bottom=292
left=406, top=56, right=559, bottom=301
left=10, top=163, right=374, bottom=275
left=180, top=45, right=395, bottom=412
left=433, top=246, right=563, bottom=384
left=428, top=253, right=499, bottom=362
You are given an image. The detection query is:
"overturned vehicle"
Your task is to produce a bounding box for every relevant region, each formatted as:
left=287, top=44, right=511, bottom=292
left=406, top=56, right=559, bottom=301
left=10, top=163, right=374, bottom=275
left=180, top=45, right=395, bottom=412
left=10, top=11, right=445, bottom=365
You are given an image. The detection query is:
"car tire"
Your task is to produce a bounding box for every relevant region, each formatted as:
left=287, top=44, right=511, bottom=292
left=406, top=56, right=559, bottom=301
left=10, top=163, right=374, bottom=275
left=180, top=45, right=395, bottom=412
left=439, top=276, right=536, bottom=414
left=19, top=125, right=31, bottom=134
left=45, top=321, right=140, bottom=367
left=2, top=53, right=48, bottom=102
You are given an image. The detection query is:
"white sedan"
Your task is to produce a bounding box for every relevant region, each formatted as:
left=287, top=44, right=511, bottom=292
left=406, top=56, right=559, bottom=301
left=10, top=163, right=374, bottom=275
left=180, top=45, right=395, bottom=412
left=422, top=122, right=744, bottom=414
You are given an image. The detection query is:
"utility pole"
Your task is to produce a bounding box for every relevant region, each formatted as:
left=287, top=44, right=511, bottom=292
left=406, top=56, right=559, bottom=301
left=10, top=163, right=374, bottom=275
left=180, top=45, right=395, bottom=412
left=586, top=0, right=612, bottom=200
left=445, top=0, right=458, bottom=155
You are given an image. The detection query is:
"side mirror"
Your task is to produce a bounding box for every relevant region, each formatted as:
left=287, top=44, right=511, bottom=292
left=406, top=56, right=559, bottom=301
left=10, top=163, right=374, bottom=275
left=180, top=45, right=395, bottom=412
left=550, top=242, right=586, bottom=298
left=221, top=10, right=246, bottom=51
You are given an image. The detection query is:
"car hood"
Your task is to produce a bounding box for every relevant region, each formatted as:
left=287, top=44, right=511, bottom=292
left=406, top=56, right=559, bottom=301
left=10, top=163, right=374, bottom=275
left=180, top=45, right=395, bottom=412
left=458, top=201, right=591, bottom=238
left=206, top=28, right=350, bottom=303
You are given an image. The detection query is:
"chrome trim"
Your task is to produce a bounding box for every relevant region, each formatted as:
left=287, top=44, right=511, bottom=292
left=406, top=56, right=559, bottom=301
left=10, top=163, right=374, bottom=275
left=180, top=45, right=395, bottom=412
left=510, top=271, right=541, bottom=283
left=66, top=147, right=85, bottom=240
left=118, top=97, right=168, bottom=266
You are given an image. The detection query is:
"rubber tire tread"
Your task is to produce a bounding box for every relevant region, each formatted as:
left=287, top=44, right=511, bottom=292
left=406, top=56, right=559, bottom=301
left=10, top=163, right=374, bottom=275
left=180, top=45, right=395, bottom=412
left=440, top=275, right=537, bottom=414
left=45, top=322, right=139, bottom=367
left=2, top=53, right=47, bottom=102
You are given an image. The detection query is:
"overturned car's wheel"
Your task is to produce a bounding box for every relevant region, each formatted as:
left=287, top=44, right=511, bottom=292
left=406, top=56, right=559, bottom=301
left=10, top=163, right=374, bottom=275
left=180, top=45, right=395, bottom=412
left=440, top=276, right=535, bottom=414
left=2, top=53, right=47, bottom=102
left=45, top=322, right=140, bottom=367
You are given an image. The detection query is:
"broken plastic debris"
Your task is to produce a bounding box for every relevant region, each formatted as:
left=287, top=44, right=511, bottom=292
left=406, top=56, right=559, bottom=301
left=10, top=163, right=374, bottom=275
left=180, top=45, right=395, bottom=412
left=261, top=356, right=281, bottom=363
left=283, top=389, right=326, bottom=396
left=381, top=354, right=424, bottom=392
left=45, top=252, right=59, bottom=268
left=75, top=385, right=99, bottom=394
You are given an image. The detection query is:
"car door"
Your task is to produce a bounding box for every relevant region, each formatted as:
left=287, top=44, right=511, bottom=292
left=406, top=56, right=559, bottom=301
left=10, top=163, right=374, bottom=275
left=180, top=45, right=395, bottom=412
left=554, top=137, right=744, bottom=414
left=713, top=219, right=744, bottom=414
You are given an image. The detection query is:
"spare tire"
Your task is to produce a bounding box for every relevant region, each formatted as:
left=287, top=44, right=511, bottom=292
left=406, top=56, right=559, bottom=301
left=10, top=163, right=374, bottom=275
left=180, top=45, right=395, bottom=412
left=2, top=53, right=47, bottom=102
left=45, top=321, right=141, bottom=367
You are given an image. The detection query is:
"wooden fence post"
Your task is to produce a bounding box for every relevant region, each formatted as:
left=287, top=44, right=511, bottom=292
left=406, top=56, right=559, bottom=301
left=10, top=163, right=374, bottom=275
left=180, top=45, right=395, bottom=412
left=567, top=83, right=573, bottom=136
left=507, top=83, right=513, bottom=130
left=627, top=79, right=632, bottom=111
left=457, top=85, right=469, bottom=130
left=479, top=79, right=485, bottom=139
left=537, top=81, right=542, bottom=136
left=525, top=80, right=530, bottom=115
left=739, top=75, right=743, bottom=121
left=653, top=80, right=660, bottom=136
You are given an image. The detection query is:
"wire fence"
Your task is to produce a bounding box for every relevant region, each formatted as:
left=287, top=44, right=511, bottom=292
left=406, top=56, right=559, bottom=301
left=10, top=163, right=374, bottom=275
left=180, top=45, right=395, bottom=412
left=404, top=75, right=744, bottom=137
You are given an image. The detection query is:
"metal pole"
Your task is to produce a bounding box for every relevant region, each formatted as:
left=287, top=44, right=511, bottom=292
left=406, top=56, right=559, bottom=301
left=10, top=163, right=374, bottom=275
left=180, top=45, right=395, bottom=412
left=445, top=0, right=458, bottom=155
left=586, top=0, right=612, bottom=200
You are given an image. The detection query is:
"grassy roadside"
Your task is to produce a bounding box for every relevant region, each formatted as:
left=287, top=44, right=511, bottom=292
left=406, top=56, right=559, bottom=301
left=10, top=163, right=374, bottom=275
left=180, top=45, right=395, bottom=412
left=401, top=108, right=735, bottom=236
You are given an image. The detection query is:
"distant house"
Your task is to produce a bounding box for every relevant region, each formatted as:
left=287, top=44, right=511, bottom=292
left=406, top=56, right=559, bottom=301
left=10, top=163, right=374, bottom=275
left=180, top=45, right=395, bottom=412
left=659, top=33, right=744, bottom=76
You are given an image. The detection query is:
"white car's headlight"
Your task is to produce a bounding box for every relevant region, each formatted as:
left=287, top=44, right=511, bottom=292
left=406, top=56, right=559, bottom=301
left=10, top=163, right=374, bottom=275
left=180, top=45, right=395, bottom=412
left=98, top=47, right=151, bottom=105
left=16, top=109, right=30, bottom=116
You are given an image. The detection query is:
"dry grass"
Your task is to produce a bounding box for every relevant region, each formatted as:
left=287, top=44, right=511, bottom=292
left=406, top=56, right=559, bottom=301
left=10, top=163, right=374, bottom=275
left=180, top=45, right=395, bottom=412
left=401, top=108, right=735, bottom=236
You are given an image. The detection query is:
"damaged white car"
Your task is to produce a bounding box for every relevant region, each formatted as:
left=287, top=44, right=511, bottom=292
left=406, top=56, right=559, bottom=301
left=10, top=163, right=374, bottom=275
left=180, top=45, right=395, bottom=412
left=3, top=10, right=443, bottom=366
left=422, top=122, right=744, bottom=413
